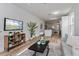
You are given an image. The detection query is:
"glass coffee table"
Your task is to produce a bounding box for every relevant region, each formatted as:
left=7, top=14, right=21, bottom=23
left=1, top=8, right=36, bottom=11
left=28, top=40, right=49, bottom=56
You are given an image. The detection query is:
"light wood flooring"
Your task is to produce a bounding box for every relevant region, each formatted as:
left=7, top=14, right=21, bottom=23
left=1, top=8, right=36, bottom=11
left=0, top=33, right=60, bottom=56
left=49, top=33, right=60, bottom=43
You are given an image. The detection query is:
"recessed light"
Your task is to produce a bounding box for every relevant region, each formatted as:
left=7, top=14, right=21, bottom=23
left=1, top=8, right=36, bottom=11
left=52, top=11, right=59, bottom=15
left=50, top=18, right=57, bottom=20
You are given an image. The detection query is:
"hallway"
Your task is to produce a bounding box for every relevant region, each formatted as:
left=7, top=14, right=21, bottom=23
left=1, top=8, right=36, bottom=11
left=50, top=33, right=60, bottom=43
left=48, top=33, right=63, bottom=56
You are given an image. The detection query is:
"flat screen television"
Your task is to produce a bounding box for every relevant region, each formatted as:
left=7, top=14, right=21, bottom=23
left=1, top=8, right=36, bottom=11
left=4, top=18, right=23, bottom=31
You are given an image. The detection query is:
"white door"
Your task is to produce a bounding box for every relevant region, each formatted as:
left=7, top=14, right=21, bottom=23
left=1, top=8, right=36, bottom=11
left=61, top=16, right=69, bottom=39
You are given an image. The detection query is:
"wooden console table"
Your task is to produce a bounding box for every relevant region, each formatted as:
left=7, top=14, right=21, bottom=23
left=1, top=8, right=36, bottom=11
left=4, top=32, right=25, bottom=51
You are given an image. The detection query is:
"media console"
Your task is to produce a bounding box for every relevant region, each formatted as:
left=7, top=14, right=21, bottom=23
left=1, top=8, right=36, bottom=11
left=4, top=32, right=25, bottom=51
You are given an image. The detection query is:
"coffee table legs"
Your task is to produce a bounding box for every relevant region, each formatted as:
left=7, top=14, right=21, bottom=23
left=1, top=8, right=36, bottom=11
left=46, top=45, right=49, bottom=56
left=33, top=51, right=37, bottom=56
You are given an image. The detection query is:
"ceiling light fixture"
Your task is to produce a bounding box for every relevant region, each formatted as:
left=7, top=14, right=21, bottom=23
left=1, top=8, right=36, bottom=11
left=52, top=11, right=59, bottom=15
left=50, top=18, right=57, bottom=20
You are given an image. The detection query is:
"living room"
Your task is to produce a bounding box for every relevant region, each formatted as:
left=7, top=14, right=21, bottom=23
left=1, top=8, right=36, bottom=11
left=0, top=3, right=79, bottom=56
left=0, top=3, right=45, bottom=53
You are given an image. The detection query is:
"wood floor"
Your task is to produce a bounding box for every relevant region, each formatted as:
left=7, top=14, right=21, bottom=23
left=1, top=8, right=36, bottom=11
left=0, top=38, right=39, bottom=56
left=49, top=33, right=60, bottom=43
left=0, top=33, right=60, bottom=56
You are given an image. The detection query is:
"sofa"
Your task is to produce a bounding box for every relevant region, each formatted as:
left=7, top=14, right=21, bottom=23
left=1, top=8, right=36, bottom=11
left=62, top=35, right=79, bottom=56
left=61, top=40, right=73, bottom=56
left=67, top=36, right=79, bottom=56
left=61, top=34, right=73, bottom=56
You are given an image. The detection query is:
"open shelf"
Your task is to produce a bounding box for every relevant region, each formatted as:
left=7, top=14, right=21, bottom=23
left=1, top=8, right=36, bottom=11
left=4, top=32, right=25, bottom=51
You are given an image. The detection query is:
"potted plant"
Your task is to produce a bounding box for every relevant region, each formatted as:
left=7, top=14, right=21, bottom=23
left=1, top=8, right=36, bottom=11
left=27, top=21, right=38, bottom=37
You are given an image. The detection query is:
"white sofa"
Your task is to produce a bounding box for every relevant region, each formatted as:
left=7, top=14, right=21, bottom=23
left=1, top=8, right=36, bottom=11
left=61, top=34, right=73, bottom=56
left=61, top=40, right=73, bottom=56
left=62, top=35, right=79, bottom=56
left=67, top=36, right=79, bottom=56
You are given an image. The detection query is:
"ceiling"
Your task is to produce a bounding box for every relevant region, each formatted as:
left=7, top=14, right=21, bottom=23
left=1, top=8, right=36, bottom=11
left=14, top=3, right=75, bottom=21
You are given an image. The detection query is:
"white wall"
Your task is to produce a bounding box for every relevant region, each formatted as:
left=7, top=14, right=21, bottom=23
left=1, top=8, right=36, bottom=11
left=0, top=4, right=44, bottom=52
left=74, top=4, right=79, bottom=36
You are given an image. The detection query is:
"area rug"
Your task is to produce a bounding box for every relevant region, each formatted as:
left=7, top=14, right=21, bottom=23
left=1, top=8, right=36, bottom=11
left=17, top=41, right=63, bottom=56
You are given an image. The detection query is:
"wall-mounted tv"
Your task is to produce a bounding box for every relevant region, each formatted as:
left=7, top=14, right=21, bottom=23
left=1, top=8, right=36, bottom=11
left=4, top=18, right=23, bottom=31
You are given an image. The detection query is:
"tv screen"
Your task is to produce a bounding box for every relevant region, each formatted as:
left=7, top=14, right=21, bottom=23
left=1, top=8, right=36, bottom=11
left=4, top=18, right=23, bottom=31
